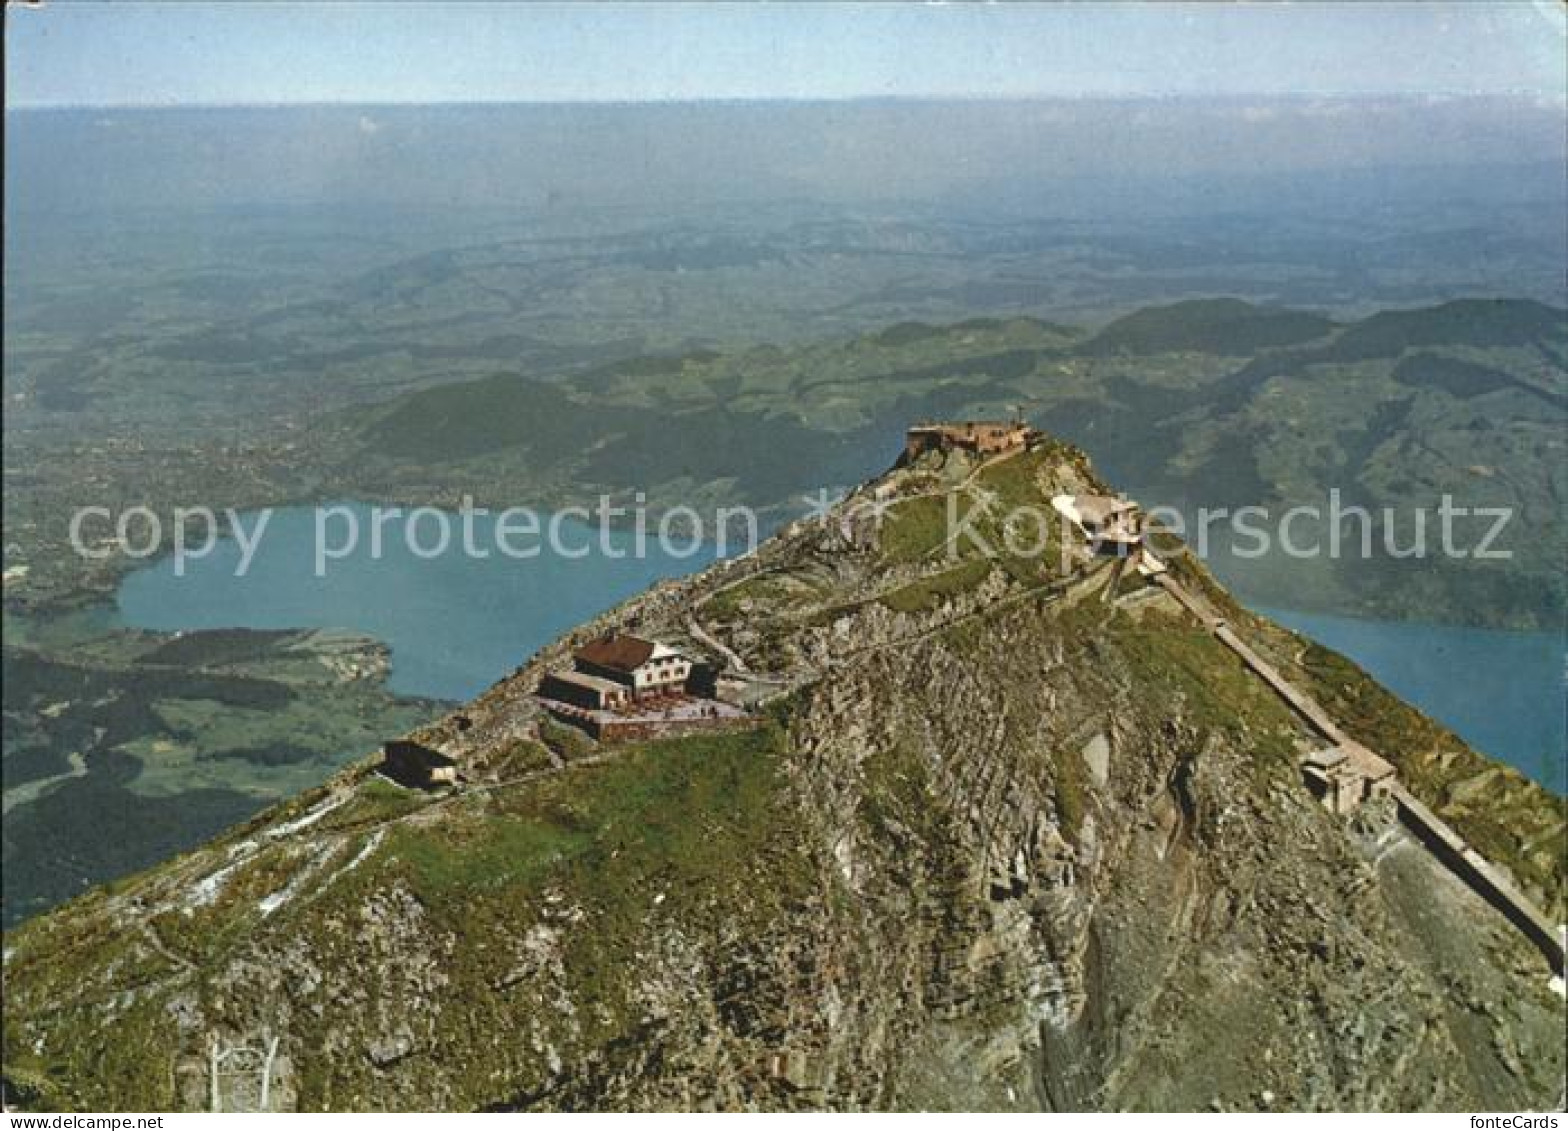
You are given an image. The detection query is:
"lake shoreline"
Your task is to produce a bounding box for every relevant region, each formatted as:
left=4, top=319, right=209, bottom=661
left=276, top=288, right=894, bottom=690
left=81, top=501, right=1564, bottom=794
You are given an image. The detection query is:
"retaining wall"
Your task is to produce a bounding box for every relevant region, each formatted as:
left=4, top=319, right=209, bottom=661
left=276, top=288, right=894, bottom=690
left=1391, top=784, right=1565, bottom=972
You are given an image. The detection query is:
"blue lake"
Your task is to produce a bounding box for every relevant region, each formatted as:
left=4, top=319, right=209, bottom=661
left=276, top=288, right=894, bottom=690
left=1258, top=607, right=1565, bottom=794
left=117, top=503, right=721, bottom=703
left=115, top=504, right=1564, bottom=792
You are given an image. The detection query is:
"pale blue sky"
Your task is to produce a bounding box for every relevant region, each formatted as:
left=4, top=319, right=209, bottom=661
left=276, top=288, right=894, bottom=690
left=6, top=1, right=1565, bottom=108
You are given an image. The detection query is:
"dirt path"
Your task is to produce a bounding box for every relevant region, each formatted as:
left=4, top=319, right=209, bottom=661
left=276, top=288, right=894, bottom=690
left=687, top=615, right=750, bottom=674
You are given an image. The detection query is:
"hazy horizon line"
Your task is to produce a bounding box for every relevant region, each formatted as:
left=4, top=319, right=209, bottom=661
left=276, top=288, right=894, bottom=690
left=10, top=90, right=1567, bottom=112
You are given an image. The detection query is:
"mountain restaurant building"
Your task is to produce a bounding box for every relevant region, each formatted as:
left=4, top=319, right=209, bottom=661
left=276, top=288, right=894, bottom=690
left=568, top=633, right=693, bottom=701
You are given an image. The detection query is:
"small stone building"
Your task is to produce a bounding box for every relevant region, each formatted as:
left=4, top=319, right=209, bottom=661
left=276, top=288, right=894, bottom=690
left=1052, top=493, right=1143, bottom=553
left=538, top=669, right=632, bottom=711
left=381, top=740, right=459, bottom=789
left=1301, top=743, right=1396, bottom=815
left=904, top=420, right=1034, bottom=461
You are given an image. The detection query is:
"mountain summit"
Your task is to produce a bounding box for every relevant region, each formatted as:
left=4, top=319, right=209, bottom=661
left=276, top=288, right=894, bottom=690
left=4, top=434, right=1563, bottom=1112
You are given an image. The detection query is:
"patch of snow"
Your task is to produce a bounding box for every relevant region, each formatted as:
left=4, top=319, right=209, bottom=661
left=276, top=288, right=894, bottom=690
left=257, top=856, right=322, bottom=917
left=832, top=835, right=858, bottom=886
left=188, top=860, right=244, bottom=908
left=1081, top=733, right=1111, bottom=787
left=270, top=834, right=381, bottom=912
left=340, top=830, right=384, bottom=875
left=267, top=794, right=347, bottom=839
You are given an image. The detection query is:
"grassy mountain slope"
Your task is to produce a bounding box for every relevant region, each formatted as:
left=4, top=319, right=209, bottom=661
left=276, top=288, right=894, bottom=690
left=0, top=629, right=442, bottom=927
left=5, top=440, right=1562, bottom=1112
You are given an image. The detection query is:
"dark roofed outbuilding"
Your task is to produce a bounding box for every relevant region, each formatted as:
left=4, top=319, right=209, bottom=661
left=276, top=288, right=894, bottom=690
left=382, top=739, right=459, bottom=789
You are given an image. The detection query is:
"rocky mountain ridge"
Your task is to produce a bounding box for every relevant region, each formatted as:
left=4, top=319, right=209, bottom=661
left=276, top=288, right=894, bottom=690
left=3, top=436, right=1563, bottom=1111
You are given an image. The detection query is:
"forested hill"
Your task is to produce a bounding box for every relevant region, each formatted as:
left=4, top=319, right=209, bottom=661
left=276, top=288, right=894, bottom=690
left=334, top=296, right=1567, bottom=630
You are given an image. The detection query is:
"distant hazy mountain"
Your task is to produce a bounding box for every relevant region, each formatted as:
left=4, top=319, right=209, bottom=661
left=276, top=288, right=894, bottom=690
left=8, top=98, right=1564, bottom=217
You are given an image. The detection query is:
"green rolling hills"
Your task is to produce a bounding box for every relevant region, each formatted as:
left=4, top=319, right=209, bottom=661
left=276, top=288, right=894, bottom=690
left=329, top=296, right=1567, bottom=630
